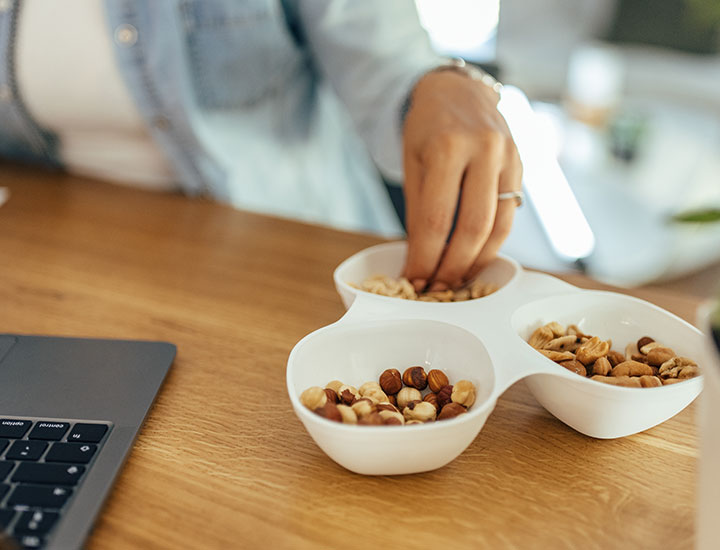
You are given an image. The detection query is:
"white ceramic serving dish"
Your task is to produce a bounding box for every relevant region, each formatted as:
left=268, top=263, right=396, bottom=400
left=286, top=241, right=707, bottom=475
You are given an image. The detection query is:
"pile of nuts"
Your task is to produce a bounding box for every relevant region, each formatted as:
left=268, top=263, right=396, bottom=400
left=299, top=367, right=477, bottom=425
left=352, top=274, right=498, bottom=302
left=527, top=321, right=701, bottom=387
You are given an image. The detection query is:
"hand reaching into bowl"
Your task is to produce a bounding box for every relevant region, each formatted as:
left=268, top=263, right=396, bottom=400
left=402, top=69, right=522, bottom=293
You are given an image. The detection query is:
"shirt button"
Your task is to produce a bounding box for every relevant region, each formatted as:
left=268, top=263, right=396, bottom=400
left=114, top=23, right=138, bottom=47
left=0, top=0, right=12, bottom=14
left=153, top=116, right=170, bottom=130
left=0, top=84, right=12, bottom=102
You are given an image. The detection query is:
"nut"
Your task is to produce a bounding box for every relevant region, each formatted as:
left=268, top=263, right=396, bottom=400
left=378, top=410, right=404, bottom=425
left=607, top=350, right=626, bottom=367
left=336, top=404, right=357, bottom=424
left=351, top=398, right=376, bottom=418
left=324, top=388, right=339, bottom=404
left=546, top=322, right=566, bottom=337
left=567, top=324, right=590, bottom=339
left=376, top=402, right=400, bottom=413
left=427, top=369, right=450, bottom=393
left=679, top=366, right=700, bottom=379
left=314, top=401, right=342, bottom=422
left=659, top=356, right=697, bottom=376
left=300, top=386, right=327, bottom=410
left=378, top=368, right=402, bottom=395
left=636, top=336, right=655, bottom=351
left=423, top=392, right=439, bottom=411
left=438, top=402, right=467, bottom=420
left=543, top=335, right=580, bottom=352
left=403, top=401, right=437, bottom=422
left=363, top=388, right=389, bottom=404
left=538, top=349, right=575, bottom=362
left=357, top=412, right=384, bottom=425
left=663, top=378, right=684, bottom=385
left=325, top=380, right=344, bottom=394
left=611, top=360, right=654, bottom=377
left=624, top=342, right=639, bottom=360
left=387, top=394, right=397, bottom=407
left=396, top=387, right=422, bottom=409
left=591, top=356, right=612, bottom=376
left=436, top=385, right=453, bottom=409
left=590, top=375, right=642, bottom=388
left=559, top=359, right=587, bottom=377
left=528, top=326, right=554, bottom=349
left=639, top=375, right=662, bottom=388
left=405, top=420, right=423, bottom=425
left=337, top=385, right=359, bottom=405
left=630, top=354, right=649, bottom=364
left=402, top=366, right=428, bottom=390
left=646, top=347, right=676, bottom=367
left=576, top=336, right=610, bottom=366
left=451, top=380, right=476, bottom=408
left=358, top=381, right=382, bottom=396
left=639, top=341, right=663, bottom=355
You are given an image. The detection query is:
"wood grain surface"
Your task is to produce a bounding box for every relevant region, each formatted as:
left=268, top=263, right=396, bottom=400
left=0, top=163, right=710, bottom=549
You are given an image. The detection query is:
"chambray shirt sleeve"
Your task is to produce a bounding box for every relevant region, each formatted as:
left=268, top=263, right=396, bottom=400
left=295, top=0, right=443, bottom=182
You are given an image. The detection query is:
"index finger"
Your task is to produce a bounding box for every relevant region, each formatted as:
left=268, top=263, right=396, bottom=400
left=403, top=148, right=467, bottom=291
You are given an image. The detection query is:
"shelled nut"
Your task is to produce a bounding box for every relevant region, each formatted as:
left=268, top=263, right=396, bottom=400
left=403, top=401, right=437, bottom=422
left=436, top=385, right=453, bottom=409
left=396, top=387, right=422, bottom=409
left=451, top=380, right=476, bottom=408
left=438, top=403, right=467, bottom=420
left=300, top=386, right=327, bottom=410
left=337, top=404, right=357, bottom=424
left=379, top=368, right=402, bottom=395
left=427, top=369, right=449, bottom=393
left=402, top=366, right=428, bottom=390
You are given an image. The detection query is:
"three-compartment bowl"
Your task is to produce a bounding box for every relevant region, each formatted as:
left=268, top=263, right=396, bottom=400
left=286, top=242, right=706, bottom=475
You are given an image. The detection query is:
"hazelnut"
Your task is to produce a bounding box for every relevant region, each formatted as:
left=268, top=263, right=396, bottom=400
left=378, top=410, right=404, bottom=425
left=427, top=369, right=449, bottom=393
left=358, top=381, right=382, bottom=396
left=358, top=412, right=384, bottom=425
left=324, top=388, right=339, bottom=404
left=300, top=386, right=327, bottom=410
left=387, top=394, right=397, bottom=407
left=405, top=420, right=423, bottom=425
left=314, top=401, right=342, bottom=422
left=451, top=380, right=476, bottom=408
left=325, top=380, right=344, bottom=394
left=376, top=402, right=399, bottom=413
left=378, top=368, right=403, bottom=395
left=336, top=404, right=357, bottom=424
left=436, top=385, right=453, bottom=409
left=337, top=385, right=359, bottom=406
left=351, top=398, right=376, bottom=418
left=363, top=388, right=389, bottom=404
left=636, top=336, right=654, bottom=352
left=402, top=366, right=428, bottom=390
left=423, top=392, right=439, bottom=411
left=559, top=359, right=587, bottom=377
left=403, top=401, right=437, bottom=422
left=438, top=402, right=467, bottom=420
left=396, top=387, right=422, bottom=409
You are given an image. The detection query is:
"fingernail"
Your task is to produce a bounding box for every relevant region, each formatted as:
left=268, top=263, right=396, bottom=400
left=429, top=281, right=448, bottom=292
left=412, top=279, right=426, bottom=292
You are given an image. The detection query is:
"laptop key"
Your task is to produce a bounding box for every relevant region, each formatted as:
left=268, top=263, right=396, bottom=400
left=45, top=443, right=96, bottom=464
left=0, top=508, right=15, bottom=529
left=7, top=485, right=72, bottom=509
left=0, top=483, right=9, bottom=500
left=0, top=439, right=9, bottom=454
left=27, top=423, right=69, bottom=441
left=13, top=463, right=85, bottom=486
left=5, top=441, right=47, bottom=461
left=14, top=510, right=59, bottom=535
left=0, top=461, right=13, bottom=481
left=17, top=534, right=44, bottom=549
left=0, top=420, right=32, bottom=439
left=67, top=424, right=107, bottom=443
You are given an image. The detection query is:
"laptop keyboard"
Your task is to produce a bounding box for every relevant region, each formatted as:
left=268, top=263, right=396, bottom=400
left=0, top=417, right=111, bottom=549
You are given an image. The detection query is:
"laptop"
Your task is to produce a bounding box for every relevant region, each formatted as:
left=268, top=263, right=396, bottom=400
left=0, top=334, right=175, bottom=550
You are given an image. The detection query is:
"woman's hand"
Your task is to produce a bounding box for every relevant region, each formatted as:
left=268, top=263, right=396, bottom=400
left=402, top=69, right=522, bottom=292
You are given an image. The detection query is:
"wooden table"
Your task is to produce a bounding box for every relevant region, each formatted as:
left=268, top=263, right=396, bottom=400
left=0, top=164, right=707, bottom=549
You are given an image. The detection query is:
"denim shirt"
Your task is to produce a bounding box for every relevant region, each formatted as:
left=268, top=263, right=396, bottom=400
left=0, top=0, right=441, bottom=235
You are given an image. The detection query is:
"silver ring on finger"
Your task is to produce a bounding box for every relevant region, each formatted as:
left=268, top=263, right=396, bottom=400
left=497, top=190, right=524, bottom=208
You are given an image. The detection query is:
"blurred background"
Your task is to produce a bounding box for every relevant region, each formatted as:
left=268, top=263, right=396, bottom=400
left=415, top=0, right=720, bottom=289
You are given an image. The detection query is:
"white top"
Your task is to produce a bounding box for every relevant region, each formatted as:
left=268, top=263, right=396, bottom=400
left=16, top=0, right=177, bottom=189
